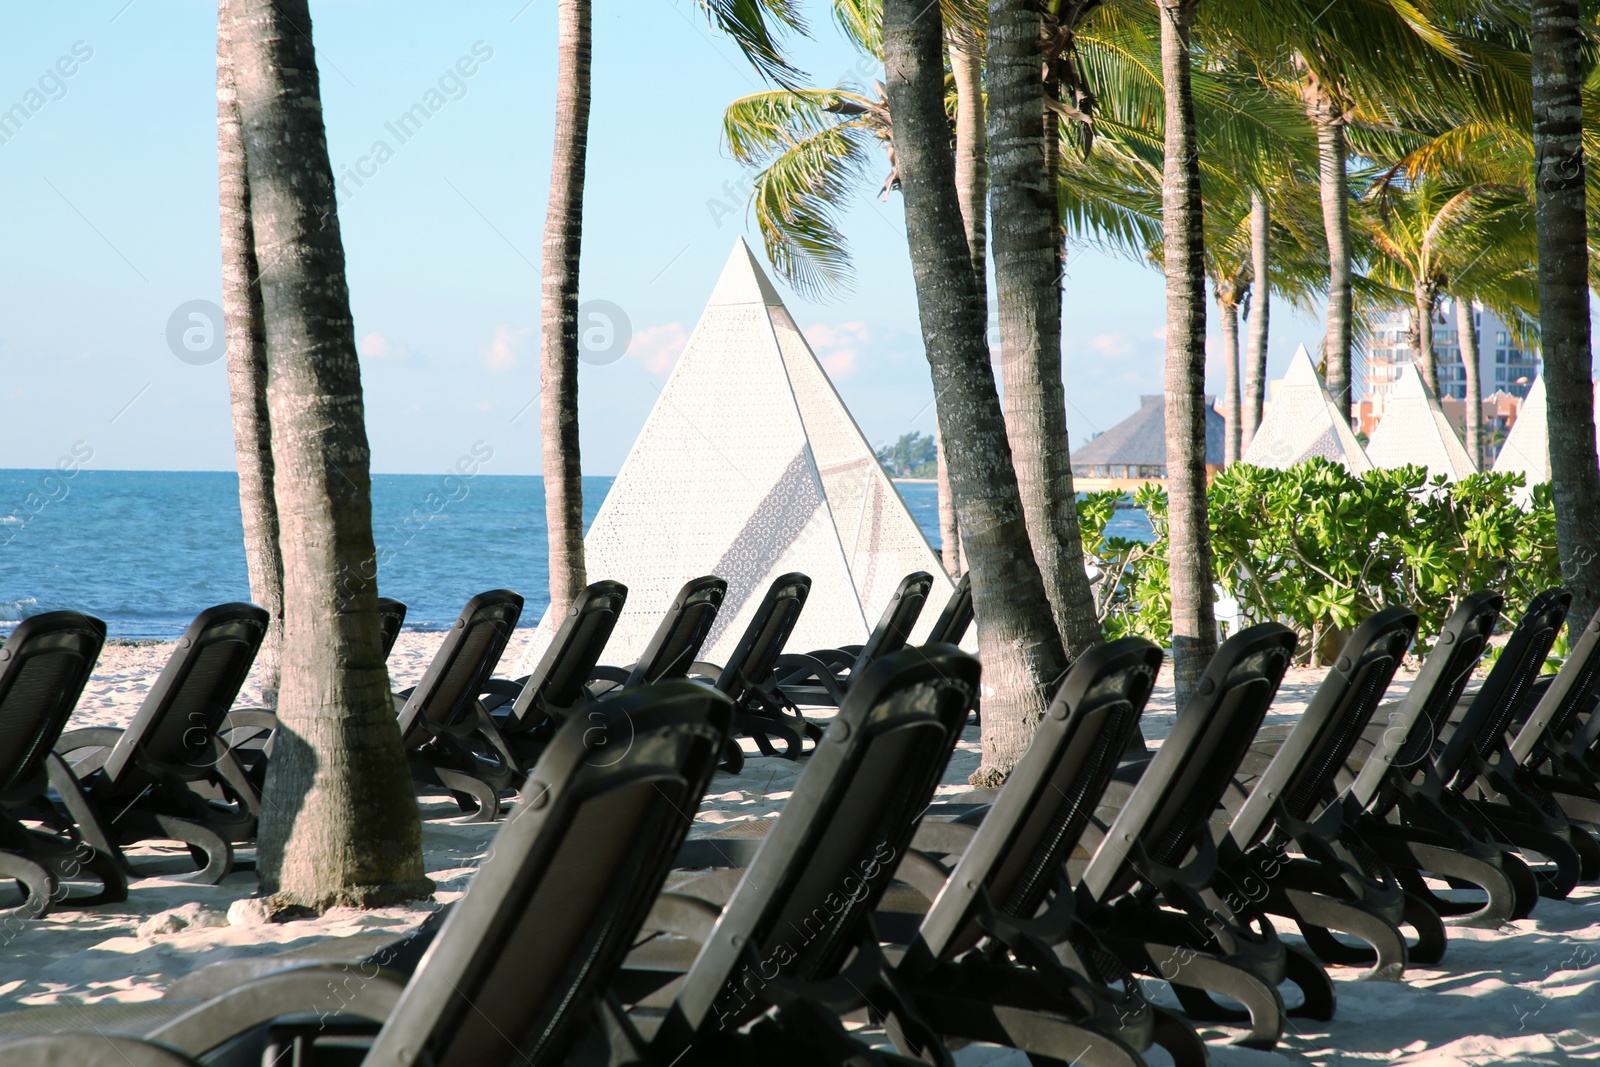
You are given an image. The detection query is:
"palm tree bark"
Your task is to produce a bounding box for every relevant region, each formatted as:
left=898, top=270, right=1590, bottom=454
left=540, top=0, right=591, bottom=620
left=1456, top=296, right=1482, bottom=469
left=1159, top=0, right=1216, bottom=708
left=935, top=430, right=961, bottom=577
left=1413, top=282, right=1439, bottom=394
left=987, top=0, right=1102, bottom=660
left=1304, top=71, right=1353, bottom=422
left=942, top=30, right=988, bottom=579
left=217, top=0, right=283, bottom=707
left=884, top=0, right=1068, bottom=785
left=1243, top=190, right=1270, bottom=450
left=230, top=0, right=430, bottom=910
left=1532, top=0, right=1600, bottom=628
left=1217, top=275, right=1242, bottom=465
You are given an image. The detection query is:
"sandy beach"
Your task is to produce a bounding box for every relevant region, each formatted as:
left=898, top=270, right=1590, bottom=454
left=0, top=631, right=1595, bottom=1065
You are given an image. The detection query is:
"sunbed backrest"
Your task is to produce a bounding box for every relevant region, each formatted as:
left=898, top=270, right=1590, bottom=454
left=852, top=571, right=934, bottom=673
left=1435, top=588, right=1568, bottom=789
left=508, top=581, right=627, bottom=730
left=102, top=603, right=268, bottom=786
left=924, top=571, right=973, bottom=647
left=366, top=681, right=732, bottom=1067
left=1227, top=608, right=1415, bottom=852
left=1354, top=592, right=1501, bottom=814
left=714, top=573, right=810, bottom=701
left=0, top=612, right=105, bottom=794
left=399, top=590, right=524, bottom=737
left=625, top=576, right=727, bottom=687
left=1080, top=623, right=1296, bottom=904
left=376, top=597, right=407, bottom=660
left=908, top=637, right=1161, bottom=970
left=1509, top=604, right=1600, bottom=764
left=661, top=645, right=978, bottom=1044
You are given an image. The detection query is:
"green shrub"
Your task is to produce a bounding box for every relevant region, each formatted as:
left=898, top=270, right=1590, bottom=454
left=1076, top=460, right=1558, bottom=662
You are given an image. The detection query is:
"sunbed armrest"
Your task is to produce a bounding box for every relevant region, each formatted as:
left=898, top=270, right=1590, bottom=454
left=675, top=837, right=763, bottom=869
left=909, top=821, right=977, bottom=856
left=148, top=962, right=405, bottom=1055
left=5, top=1033, right=200, bottom=1066
left=54, top=728, right=124, bottom=777
left=641, top=891, right=722, bottom=943
left=890, top=850, right=952, bottom=903
left=220, top=710, right=278, bottom=733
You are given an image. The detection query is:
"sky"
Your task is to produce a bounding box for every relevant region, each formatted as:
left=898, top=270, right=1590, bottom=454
left=0, top=0, right=1332, bottom=476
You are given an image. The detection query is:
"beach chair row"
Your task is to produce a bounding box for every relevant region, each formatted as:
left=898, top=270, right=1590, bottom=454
left=4, top=584, right=1600, bottom=1062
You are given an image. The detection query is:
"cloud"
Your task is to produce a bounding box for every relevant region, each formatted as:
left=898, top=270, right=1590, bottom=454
left=628, top=322, right=689, bottom=377
left=358, top=331, right=424, bottom=366
left=481, top=325, right=532, bottom=372
left=1088, top=331, right=1132, bottom=356
left=805, top=320, right=871, bottom=380
left=1150, top=325, right=1167, bottom=342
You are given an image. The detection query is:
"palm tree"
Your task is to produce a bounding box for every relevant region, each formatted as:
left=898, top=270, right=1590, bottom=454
left=540, top=0, right=591, bottom=621
left=1155, top=0, right=1214, bottom=706
left=1454, top=295, right=1483, bottom=468
left=541, top=1, right=808, bottom=619
left=1531, top=0, right=1600, bottom=629
left=228, top=0, right=430, bottom=909
left=1212, top=2, right=1528, bottom=424
left=883, top=0, right=1070, bottom=785
left=989, top=0, right=1102, bottom=658
left=216, top=2, right=283, bottom=707
left=1243, top=190, right=1269, bottom=449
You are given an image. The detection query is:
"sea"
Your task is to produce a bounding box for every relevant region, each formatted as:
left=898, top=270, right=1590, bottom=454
left=0, top=470, right=1153, bottom=639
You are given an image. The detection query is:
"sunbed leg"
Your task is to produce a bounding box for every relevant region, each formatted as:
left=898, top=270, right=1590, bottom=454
left=1149, top=1004, right=1210, bottom=1067
left=1282, top=889, right=1406, bottom=980
left=1157, top=948, right=1285, bottom=1048
left=1401, top=892, right=1447, bottom=965
left=1283, top=945, right=1336, bottom=1020
left=0, top=852, right=55, bottom=920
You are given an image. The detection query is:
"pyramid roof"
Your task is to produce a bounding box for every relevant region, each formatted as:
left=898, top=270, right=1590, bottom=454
left=1241, top=345, right=1371, bottom=472
left=1492, top=374, right=1600, bottom=504
left=514, top=239, right=955, bottom=673
left=1366, top=362, right=1477, bottom=482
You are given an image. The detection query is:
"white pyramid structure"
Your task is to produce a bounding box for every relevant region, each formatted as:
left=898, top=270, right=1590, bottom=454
left=1493, top=374, right=1600, bottom=505
left=1242, top=344, right=1372, bottom=472
left=515, top=239, right=956, bottom=673
left=1366, top=362, right=1477, bottom=482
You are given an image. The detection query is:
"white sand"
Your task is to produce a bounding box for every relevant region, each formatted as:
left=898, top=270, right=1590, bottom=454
left=2, top=634, right=1596, bottom=1064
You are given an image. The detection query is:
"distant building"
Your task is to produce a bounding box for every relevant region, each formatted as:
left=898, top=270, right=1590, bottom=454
left=1364, top=362, right=1477, bottom=482
left=1070, top=395, right=1225, bottom=490
left=1356, top=389, right=1522, bottom=465
left=1363, top=300, right=1539, bottom=401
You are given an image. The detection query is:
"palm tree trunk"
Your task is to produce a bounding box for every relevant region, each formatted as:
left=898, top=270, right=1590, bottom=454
left=1243, top=190, right=1270, bottom=449
left=540, top=0, right=591, bottom=620
left=1303, top=71, right=1353, bottom=422
left=942, top=30, right=988, bottom=579
left=935, top=430, right=960, bottom=577
left=884, top=0, right=1068, bottom=785
left=986, top=0, right=1102, bottom=660
left=1158, top=0, right=1216, bottom=708
left=230, top=0, right=429, bottom=910
left=1456, top=296, right=1482, bottom=469
left=1532, top=0, right=1600, bottom=629
left=1218, top=278, right=1241, bottom=465
left=1414, top=283, right=1438, bottom=394
left=217, top=0, right=283, bottom=707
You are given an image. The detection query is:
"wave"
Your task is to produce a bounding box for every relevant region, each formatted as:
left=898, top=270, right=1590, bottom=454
left=0, top=596, right=40, bottom=624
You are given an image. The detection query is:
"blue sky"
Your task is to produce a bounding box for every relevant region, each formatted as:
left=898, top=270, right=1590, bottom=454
left=0, top=0, right=1329, bottom=476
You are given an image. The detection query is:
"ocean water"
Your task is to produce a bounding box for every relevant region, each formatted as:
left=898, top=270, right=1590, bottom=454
left=0, top=469, right=1151, bottom=639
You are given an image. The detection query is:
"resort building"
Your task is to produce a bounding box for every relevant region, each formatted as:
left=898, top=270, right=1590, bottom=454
left=1363, top=300, right=1540, bottom=402
left=1069, top=394, right=1225, bottom=491
left=1246, top=344, right=1371, bottom=473
left=1364, top=362, right=1478, bottom=482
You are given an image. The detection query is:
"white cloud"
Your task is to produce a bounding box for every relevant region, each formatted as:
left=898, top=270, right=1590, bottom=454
left=805, top=320, right=871, bottom=380
left=628, top=322, right=689, bottom=377
left=1088, top=331, right=1132, bottom=356
left=358, top=331, right=422, bottom=365
left=1150, top=325, right=1167, bottom=342
left=481, top=325, right=532, bottom=372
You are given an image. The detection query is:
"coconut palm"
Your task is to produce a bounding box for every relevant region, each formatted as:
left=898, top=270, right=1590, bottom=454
left=216, top=1, right=283, bottom=707
left=883, top=0, right=1071, bottom=784
left=227, top=0, right=430, bottom=909
left=1530, top=0, right=1600, bottom=630
left=1207, top=2, right=1529, bottom=424
left=542, top=0, right=809, bottom=620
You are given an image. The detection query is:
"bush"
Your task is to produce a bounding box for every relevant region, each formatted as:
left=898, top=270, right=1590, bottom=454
left=1077, top=460, right=1558, bottom=663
